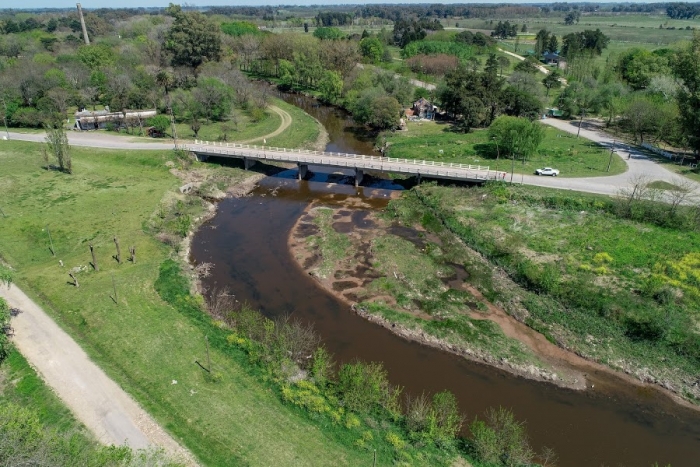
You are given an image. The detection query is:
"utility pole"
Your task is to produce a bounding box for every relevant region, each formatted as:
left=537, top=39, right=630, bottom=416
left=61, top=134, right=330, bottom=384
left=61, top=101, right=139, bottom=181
left=0, top=96, right=9, bottom=140
left=577, top=109, right=585, bottom=138
left=76, top=3, right=90, bottom=45
left=606, top=140, right=616, bottom=172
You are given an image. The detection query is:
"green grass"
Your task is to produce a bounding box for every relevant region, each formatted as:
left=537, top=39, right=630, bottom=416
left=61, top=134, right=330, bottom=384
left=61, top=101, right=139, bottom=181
left=173, top=98, right=320, bottom=149
left=307, top=207, right=351, bottom=278
left=391, top=183, right=700, bottom=403
left=0, top=140, right=382, bottom=466
left=648, top=180, right=686, bottom=191
left=1, top=350, right=88, bottom=435
left=384, top=120, right=626, bottom=177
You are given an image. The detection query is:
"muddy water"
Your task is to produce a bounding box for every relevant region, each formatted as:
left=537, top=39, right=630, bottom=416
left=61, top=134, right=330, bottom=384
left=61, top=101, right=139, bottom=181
left=191, top=94, right=700, bottom=466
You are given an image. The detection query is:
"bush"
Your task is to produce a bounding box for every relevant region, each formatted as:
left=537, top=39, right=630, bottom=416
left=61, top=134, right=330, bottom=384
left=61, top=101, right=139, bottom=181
left=337, top=361, right=402, bottom=416
left=470, top=407, right=534, bottom=467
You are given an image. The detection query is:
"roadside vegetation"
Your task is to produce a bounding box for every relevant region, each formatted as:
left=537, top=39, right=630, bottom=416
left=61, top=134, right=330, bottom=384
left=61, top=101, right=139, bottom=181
left=0, top=345, right=176, bottom=467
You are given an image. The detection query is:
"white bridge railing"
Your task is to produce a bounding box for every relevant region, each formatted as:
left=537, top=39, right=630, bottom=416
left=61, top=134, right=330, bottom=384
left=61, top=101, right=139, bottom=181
left=185, top=140, right=507, bottom=181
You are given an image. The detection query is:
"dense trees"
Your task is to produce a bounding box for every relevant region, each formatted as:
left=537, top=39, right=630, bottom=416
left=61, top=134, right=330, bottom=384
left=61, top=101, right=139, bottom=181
left=617, top=48, right=671, bottom=90
left=164, top=4, right=221, bottom=69
left=666, top=3, right=700, bottom=19
left=561, top=29, right=610, bottom=58
left=672, top=31, right=700, bottom=153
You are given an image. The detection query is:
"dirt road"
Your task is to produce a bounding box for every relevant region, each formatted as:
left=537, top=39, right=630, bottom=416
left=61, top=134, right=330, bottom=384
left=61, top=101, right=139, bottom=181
left=1, top=283, right=196, bottom=465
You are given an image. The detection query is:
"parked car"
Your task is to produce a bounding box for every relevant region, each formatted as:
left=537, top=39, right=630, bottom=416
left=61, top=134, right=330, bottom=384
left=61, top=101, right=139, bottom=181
left=535, top=167, right=560, bottom=176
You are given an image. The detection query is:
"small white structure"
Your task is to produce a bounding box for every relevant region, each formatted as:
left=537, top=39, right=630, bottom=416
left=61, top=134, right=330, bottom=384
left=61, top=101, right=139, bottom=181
left=74, top=108, right=156, bottom=131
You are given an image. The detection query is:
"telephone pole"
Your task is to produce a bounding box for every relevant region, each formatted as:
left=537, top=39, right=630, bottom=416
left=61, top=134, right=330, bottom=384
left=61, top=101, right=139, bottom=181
left=76, top=3, right=90, bottom=45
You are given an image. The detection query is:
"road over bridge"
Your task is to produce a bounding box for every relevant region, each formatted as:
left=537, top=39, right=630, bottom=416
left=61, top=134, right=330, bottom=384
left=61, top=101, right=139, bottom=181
left=185, top=140, right=507, bottom=186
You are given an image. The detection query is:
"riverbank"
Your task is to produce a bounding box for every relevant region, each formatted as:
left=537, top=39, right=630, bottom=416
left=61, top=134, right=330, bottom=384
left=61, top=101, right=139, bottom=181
left=287, top=189, right=700, bottom=412
left=288, top=202, right=585, bottom=389
left=0, top=140, right=386, bottom=466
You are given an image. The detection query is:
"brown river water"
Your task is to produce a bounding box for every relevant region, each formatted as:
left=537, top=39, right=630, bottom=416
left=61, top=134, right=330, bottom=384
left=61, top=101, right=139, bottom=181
left=191, top=93, right=700, bottom=466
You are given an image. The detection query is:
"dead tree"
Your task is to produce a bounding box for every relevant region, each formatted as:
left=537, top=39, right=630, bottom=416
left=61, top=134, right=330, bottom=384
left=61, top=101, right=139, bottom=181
left=129, top=246, right=136, bottom=264
left=113, top=236, right=121, bottom=264
left=89, top=244, right=98, bottom=271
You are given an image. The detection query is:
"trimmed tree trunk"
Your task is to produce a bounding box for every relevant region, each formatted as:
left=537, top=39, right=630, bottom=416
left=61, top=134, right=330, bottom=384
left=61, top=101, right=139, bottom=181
left=69, top=273, right=79, bottom=287
left=129, top=246, right=136, bottom=264
left=113, top=237, right=121, bottom=264
left=90, top=244, right=98, bottom=271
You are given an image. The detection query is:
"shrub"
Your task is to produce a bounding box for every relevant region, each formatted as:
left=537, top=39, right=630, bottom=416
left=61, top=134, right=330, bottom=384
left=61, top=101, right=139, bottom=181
left=337, top=361, right=402, bottom=416
left=470, top=407, right=534, bottom=467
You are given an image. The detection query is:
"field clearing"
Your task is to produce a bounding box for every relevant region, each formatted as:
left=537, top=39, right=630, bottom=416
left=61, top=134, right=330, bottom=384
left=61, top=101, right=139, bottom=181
left=0, top=140, right=375, bottom=466
left=384, top=120, right=626, bottom=177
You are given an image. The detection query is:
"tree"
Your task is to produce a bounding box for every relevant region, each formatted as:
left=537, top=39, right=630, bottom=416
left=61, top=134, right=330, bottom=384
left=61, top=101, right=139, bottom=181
left=542, top=70, right=562, bottom=96
left=318, top=70, right=343, bottom=104
left=564, top=11, right=581, bottom=25
left=514, top=59, right=539, bottom=74
left=45, top=124, right=72, bottom=174
left=547, top=35, right=559, bottom=54
left=470, top=407, right=535, bottom=467
left=620, top=96, right=665, bottom=144
left=501, top=87, right=543, bottom=120
left=359, top=36, right=383, bottom=64
left=534, top=29, right=551, bottom=57
left=164, top=5, right=222, bottom=70
left=671, top=31, right=700, bottom=154
left=488, top=116, right=544, bottom=162
left=0, top=298, right=12, bottom=363
left=497, top=56, right=510, bottom=76
left=617, top=48, right=670, bottom=90
left=368, top=96, right=402, bottom=129
left=193, top=77, right=232, bottom=123
left=561, top=29, right=609, bottom=59
left=313, top=27, right=344, bottom=40
left=146, top=115, right=170, bottom=135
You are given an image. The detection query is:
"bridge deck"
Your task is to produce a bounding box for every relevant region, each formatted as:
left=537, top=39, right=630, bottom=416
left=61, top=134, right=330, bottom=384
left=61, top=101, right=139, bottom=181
left=185, top=141, right=508, bottom=182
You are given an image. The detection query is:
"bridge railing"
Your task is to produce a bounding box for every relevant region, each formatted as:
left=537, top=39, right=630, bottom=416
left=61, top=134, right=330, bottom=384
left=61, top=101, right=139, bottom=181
left=189, top=140, right=492, bottom=173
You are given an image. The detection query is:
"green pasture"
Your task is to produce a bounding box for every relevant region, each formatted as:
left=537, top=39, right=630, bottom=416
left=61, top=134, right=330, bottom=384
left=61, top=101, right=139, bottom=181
left=384, top=120, right=626, bottom=177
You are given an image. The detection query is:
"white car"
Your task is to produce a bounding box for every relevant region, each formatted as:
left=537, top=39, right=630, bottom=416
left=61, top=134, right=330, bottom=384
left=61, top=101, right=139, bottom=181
left=535, top=167, right=560, bottom=176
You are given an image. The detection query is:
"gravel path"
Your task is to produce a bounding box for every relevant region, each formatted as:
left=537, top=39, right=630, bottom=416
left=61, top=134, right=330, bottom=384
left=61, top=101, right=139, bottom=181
left=1, top=283, right=197, bottom=465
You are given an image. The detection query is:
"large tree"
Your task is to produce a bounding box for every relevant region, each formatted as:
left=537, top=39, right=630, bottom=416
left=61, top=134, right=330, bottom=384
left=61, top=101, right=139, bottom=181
left=164, top=4, right=222, bottom=70
left=488, top=116, right=544, bottom=162
left=671, top=31, right=700, bottom=153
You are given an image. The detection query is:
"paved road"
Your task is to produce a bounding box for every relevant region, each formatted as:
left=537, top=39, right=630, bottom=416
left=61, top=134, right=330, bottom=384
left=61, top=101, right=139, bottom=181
left=0, top=283, right=196, bottom=465
left=525, top=118, right=700, bottom=196
left=5, top=119, right=698, bottom=197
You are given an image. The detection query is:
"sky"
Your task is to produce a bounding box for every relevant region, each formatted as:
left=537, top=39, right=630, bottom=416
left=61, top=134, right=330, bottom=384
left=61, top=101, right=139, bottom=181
left=4, top=0, right=672, bottom=10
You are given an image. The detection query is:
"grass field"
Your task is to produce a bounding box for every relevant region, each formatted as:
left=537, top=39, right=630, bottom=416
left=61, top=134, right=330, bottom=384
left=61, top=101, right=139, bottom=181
left=391, top=183, right=700, bottom=403
left=0, top=140, right=382, bottom=466
left=384, top=120, right=626, bottom=177
left=172, top=98, right=321, bottom=149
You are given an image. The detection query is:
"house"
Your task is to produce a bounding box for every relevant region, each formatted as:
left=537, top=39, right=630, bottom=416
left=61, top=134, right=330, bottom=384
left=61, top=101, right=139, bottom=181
left=74, top=108, right=157, bottom=131
left=542, top=52, right=566, bottom=68
left=412, top=98, right=437, bottom=120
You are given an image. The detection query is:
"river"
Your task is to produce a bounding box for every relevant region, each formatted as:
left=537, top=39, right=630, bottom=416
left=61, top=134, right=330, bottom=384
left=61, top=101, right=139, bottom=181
left=191, top=93, right=700, bottom=466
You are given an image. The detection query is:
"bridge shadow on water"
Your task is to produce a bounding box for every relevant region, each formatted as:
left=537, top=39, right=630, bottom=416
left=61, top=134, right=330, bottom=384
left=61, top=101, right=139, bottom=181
left=203, top=154, right=487, bottom=191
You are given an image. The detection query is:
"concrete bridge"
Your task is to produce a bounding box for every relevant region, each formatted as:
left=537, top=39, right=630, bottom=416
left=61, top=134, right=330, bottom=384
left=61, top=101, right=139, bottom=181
left=185, top=140, right=507, bottom=186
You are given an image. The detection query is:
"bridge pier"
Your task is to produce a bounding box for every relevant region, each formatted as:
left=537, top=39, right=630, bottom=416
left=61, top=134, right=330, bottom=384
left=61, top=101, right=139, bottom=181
left=243, top=157, right=255, bottom=170
left=196, top=153, right=209, bottom=162
left=355, top=168, right=364, bottom=187
left=297, top=163, right=309, bottom=180
left=416, top=173, right=422, bottom=185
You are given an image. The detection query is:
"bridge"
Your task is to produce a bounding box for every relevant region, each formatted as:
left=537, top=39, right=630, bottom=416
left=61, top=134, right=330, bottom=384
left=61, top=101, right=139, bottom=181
left=185, top=140, right=507, bottom=186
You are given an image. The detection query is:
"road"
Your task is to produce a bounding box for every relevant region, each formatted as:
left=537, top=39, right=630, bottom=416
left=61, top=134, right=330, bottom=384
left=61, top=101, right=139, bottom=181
left=0, top=283, right=196, bottom=465
left=527, top=118, right=700, bottom=196
left=4, top=117, right=698, bottom=197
